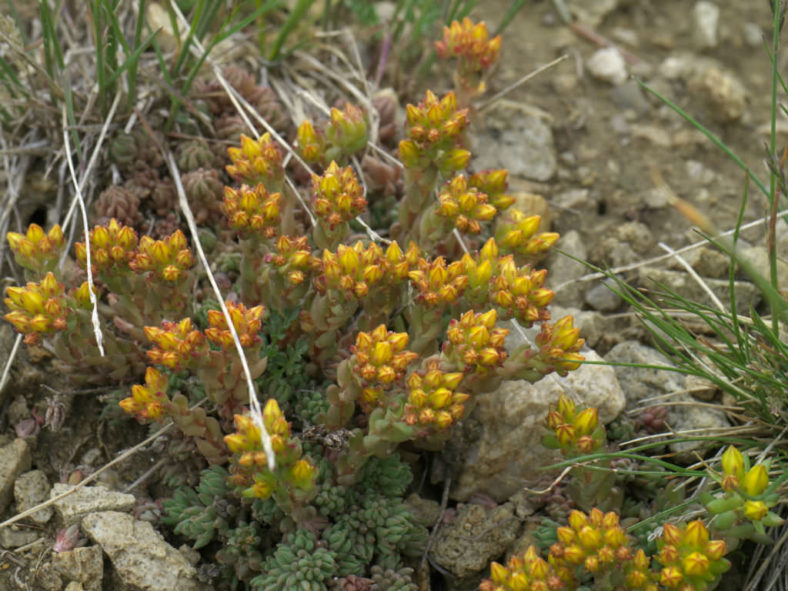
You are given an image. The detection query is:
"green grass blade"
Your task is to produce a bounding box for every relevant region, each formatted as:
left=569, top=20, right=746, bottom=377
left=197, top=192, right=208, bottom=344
left=267, top=0, right=316, bottom=62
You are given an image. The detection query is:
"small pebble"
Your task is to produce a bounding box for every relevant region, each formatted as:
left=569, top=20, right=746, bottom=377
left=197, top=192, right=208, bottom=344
left=587, top=47, right=628, bottom=85
left=693, top=1, right=720, bottom=49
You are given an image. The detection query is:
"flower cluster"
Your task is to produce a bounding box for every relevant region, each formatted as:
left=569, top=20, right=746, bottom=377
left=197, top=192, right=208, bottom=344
left=316, top=241, right=386, bottom=299
left=442, top=309, right=509, bottom=373
left=7, top=223, right=65, bottom=275
left=297, top=103, right=368, bottom=165
left=75, top=218, right=138, bottom=276
left=226, top=133, right=284, bottom=188
left=703, top=446, right=784, bottom=536
left=532, top=316, right=585, bottom=376
left=655, top=521, right=730, bottom=590
left=222, top=183, right=282, bottom=240
left=435, top=18, right=501, bottom=93
left=404, top=359, right=467, bottom=432
left=480, top=545, right=562, bottom=591
left=435, top=174, right=497, bottom=235
left=130, top=231, right=194, bottom=282
left=398, top=90, right=470, bottom=176
left=205, top=301, right=266, bottom=349
left=224, top=399, right=316, bottom=504
left=350, top=325, right=418, bottom=410
left=468, top=169, right=515, bottom=210
left=325, top=103, right=368, bottom=160
left=119, top=366, right=170, bottom=422
left=144, top=318, right=205, bottom=370
left=542, top=395, right=606, bottom=458
left=408, top=256, right=468, bottom=307
left=497, top=209, right=560, bottom=262
left=3, top=272, right=70, bottom=344
left=312, top=162, right=366, bottom=228
left=548, top=509, right=645, bottom=584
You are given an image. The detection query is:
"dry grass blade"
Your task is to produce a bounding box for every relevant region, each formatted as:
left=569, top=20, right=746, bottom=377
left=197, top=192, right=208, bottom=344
left=165, top=150, right=275, bottom=471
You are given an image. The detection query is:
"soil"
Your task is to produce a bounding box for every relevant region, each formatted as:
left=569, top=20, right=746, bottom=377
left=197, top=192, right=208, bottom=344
left=0, top=0, right=784, bottom=589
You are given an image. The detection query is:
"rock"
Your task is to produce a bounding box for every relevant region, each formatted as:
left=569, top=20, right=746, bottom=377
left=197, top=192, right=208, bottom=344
left=471, top=102, right=556, bottom=182
left=447, top=350, right=625, bottom=502
left=687, top=68, right=747, bottom=123
left=693, top=1, right=720, bottom=49
left=546, top=230, right=588, bottom=307
left=51, top=484, right=136, bottom=527
left=15, top=470, right=53, bottom=524
left=611, top=80, right=651, bottom=114
left=584, top=278, right=623, bottom=312
left=743, top=23, right=763, bottom=47
left=52, top=545, right=103, bottom=591
left=405, top=493, right=441, bottom=527
left=666, top=245, right=730, bottom=279
left=0, top=525, right=40, bottom=548
left=82, top=511, right=202, bottom=591
left=739, top=245, right=788, bottom=285
left=605, top=341, right=729, bottom=457
left=0, top=438, right=32, bottom=513
left=587, top=47, right=628, bottom=85
left=552, top=188, right=590, bottom=211
left=685, top=374, right=719, bottom=401
left=429, top=502, right=520, bottom=579
left=637, top=267, right=761, bottom=315
left=567, top=0, right=619, bottom=27
left=65, top=583, right=85, bottom=591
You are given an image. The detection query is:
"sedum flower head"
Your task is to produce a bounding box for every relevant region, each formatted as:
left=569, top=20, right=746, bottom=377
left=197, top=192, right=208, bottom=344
left=469, top=169, right=515, bottom=210
left=222, top=183, right=281, bottom=239
left=404, top=358, right=468, bottom=432
left=205, top=300, right=265, bottom=349
left=119, top=366, right=170, bottom=422
left=130, top=230, right=194, bottom=282
left=534, top=316, right=585, bottom=376
left=296, top=119, right=324, bottom=163
left=4, top=272, right=69, bottom=344
left=543, top=395, right=604, bottom=457
left=226, top=133, right=284, bottom=187
left=656, top=521, right=730, bottom=590
left=434, top=18, right=501, bottom=83
left=398, top=90, right=470, bottom=175
left=144, top=318, right=205, bottom=370
left=496, top=209, right=559, bottom=260
left=7, top=223, right=66, bottom=274
left=490, top=255, right=554, bottom=326
left=225, top=400, right=316, bottom=500
left=311, top=161, right=367, bottom=230
left=436, top=174, right=497, bottom=234
left=549, top=508, right=633, bottom=577
left=75, top=218, right=138, bottom=276
left=408, top=256, right=468, bottom=307
left=267, top=235, right=317, bottom=287
left=480, top=545, right=562, bottom=591
left=325, top=102, right=368, bottom=158
left=352, top=324, right=419, bottom=409
left=316, top=241, right=386, bottom=299
left=443, top=309, right=509, bottom=373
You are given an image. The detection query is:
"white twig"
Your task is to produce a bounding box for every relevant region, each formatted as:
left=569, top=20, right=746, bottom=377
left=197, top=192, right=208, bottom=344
left=658, top=241, right=725, bottom=312
left=0, top=335, right=22, bottom=395
left=477, top=55, right=569, bottom=113
left=165, top=151, right=275, bottom=471
left=552, top=208, right=788, bottom=294
left=0, top=422, right=174, bottom=530
left=61, top=93, right=122, bottom=233
left=61, top=106, right=104, bottom=357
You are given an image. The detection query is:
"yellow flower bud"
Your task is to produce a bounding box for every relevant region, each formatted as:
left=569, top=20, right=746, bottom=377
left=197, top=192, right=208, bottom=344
left=721, top=445, right=745, bottom=480
left=744, top=500, right=768, bottom=521
left=681, top=551, right=709, bottom=577
left=741, top=464, right=769, bottom=497
left=683, top=520, right=709, bottom=550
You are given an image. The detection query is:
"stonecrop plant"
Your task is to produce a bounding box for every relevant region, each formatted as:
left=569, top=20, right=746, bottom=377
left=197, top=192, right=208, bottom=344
left=6, top=13, right=779, bottom=591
